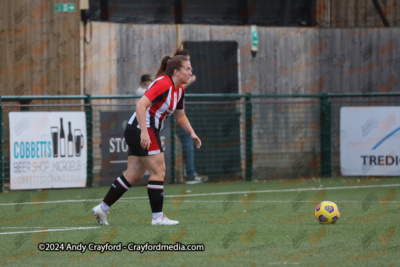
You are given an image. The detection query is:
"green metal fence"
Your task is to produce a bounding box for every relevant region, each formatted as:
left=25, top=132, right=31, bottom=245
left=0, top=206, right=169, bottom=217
left=1, top=93, right=400, bottom=192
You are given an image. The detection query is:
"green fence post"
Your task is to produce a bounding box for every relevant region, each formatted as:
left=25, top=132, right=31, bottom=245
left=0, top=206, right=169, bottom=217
left=245, top=94, right=253, bottom=181
left=170, top=116, right=176, bottom=184
left=320, top=94, right=331, bottom=178
left=0, top=96, right=3, bottom=192
left=85, top=95, right=93, bottom=187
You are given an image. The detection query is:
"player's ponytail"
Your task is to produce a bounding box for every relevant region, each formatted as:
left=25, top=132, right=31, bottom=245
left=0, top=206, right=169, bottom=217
left=156, top=56, right=171, bottom=78
left=155, top=55, right=188, bottom=78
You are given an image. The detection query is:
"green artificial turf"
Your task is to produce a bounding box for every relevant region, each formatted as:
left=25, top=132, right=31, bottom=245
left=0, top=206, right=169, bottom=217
left=0, top=176, right=399, bottom=266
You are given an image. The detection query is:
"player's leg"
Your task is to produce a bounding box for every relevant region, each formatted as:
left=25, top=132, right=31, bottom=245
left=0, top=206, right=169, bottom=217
left=92, top=155, right=146, bottom=225
left=140, top=153, right=178, bottom=225
left=93, top=122, right=146, bottom=225
left=102, top=155, right=146, bottom=211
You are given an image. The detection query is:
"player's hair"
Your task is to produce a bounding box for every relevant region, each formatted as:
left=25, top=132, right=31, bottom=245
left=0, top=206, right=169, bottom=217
left=156, top=55, right=188, bottom=78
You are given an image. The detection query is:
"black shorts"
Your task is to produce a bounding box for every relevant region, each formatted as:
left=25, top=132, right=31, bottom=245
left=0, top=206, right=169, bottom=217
left=124, top=123, right=163, bottom=157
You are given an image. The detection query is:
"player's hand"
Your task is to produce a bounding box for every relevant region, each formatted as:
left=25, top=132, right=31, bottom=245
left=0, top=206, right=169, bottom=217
left=190, top=133, right=201, bottom=149
left=140, top=132, right=151, bottom=150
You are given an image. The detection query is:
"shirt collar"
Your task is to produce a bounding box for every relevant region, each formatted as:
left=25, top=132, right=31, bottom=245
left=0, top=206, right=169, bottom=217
left=167, top=75, right=174, bottom=85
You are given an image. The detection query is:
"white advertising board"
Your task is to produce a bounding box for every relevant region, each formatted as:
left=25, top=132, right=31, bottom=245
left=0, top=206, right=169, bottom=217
left=341, top=107, right=400, bottom=176
left=9, top=112, right=87, bottom=189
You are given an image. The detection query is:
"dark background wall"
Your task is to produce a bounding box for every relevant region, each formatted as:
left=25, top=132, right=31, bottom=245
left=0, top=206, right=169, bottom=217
left=89, top=0, right=316, bottom=27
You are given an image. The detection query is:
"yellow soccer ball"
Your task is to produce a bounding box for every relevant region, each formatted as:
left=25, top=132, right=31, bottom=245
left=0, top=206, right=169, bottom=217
left=315, top=201, right=340, bottom=224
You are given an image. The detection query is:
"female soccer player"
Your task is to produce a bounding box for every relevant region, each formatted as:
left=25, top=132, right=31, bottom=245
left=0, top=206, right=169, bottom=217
left=92, top=55, right=201, bottom=225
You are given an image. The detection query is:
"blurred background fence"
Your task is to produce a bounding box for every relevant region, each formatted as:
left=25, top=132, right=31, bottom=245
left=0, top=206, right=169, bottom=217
left=2, top=92, right=400, bottom=191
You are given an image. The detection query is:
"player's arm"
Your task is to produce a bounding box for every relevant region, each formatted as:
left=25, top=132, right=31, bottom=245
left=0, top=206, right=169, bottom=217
left=136, top=96, right=152, bottom=149
left=174, top=109, right=201, bottom=149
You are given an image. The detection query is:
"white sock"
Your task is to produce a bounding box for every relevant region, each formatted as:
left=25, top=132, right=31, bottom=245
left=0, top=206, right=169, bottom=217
left=100, top=201, right=110, bottom=212
left=152, top=212, right=163, bottom=220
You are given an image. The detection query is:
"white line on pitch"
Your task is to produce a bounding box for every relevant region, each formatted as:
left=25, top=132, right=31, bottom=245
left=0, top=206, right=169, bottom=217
left=0, top=227, right=100, bottom=235
left=162, top=183, right=400, bottom=198
left=0, top=183, right=399, bottom=206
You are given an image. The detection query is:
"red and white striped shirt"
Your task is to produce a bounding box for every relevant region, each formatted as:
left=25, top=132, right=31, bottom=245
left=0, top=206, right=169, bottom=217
left=128, top=75, right=184, bottom=131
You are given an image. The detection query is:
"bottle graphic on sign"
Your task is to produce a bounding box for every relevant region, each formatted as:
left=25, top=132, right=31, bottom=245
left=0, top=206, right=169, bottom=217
left=51, top=127, right=58, bottom=157
left=60, top=118, right=66, bottom=157
left=68, top=121, right=73, bottom=157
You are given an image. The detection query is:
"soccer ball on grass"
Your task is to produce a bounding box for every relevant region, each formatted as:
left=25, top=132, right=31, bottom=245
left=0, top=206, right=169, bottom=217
left=315, top=201, right=340, bottom=224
